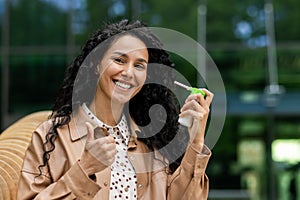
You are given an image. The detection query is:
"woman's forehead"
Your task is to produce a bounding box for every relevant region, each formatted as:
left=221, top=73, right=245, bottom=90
left=103, top=35, right=149, bottom=61
left=109, top=35, right=147, bottom=52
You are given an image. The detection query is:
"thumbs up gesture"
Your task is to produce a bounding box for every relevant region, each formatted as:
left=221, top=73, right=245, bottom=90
left=79, top=122, right=116, bottom=176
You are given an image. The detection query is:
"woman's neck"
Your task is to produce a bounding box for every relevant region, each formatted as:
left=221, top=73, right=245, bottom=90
left=89, top=95, right=124, bottom=126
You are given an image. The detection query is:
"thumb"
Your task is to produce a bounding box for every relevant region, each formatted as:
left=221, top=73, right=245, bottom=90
left=85, top=122, right=95, bottom=141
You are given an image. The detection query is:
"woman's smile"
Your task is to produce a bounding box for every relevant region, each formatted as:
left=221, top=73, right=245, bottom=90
left=113, top=79, right=133, bottom=90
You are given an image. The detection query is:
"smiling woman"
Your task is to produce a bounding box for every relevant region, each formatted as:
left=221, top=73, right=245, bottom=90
left=17, top=19, right=213, bottom=200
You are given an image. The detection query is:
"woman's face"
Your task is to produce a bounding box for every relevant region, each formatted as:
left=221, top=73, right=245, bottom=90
left=97, top=35, right=148, bottom=105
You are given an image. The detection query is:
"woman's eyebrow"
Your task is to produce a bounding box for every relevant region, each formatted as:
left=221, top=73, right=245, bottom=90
left=137, top=58, right=148, bottom=64
left=112, top=51, right=127, bottom=57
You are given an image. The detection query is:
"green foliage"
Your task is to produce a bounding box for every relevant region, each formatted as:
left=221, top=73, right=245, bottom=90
left=9, top=0, right=68, bottom=45
left=9, top=55, right=66, bottom=102
left=274, top=0, right=300, bottom=41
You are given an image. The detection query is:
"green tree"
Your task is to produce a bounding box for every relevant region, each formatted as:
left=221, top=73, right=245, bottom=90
left=10, top=0, right=68, bottom=45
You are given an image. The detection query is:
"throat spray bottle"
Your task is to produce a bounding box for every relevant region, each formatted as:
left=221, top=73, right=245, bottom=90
left=174, top=81, right=206, bottom=127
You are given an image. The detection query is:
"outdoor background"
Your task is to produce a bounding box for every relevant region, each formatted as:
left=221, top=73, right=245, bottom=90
left=0, top=0, right=300, bottom=199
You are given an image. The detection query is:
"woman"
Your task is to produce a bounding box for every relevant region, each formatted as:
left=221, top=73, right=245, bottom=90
left=17, top=19, right=213, bottom=200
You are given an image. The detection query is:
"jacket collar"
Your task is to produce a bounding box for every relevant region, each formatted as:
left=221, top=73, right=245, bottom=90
left=69, top=105, right=141, bottom=142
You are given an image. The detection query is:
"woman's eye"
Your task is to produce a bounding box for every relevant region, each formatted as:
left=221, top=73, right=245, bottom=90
left=135, top=64, right=146, bottom=70
left=113, top=57, right=125, bottom=64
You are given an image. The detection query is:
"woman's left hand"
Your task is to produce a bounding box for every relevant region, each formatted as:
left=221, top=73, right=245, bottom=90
left=179, top=89, right=214, bottom=147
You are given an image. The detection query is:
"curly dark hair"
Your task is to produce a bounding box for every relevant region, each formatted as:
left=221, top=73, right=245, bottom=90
left=39, top=19, right=189, bottom=175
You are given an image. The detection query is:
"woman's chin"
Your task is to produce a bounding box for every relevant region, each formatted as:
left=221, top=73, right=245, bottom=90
left=111, top=94, right=132, bottom=105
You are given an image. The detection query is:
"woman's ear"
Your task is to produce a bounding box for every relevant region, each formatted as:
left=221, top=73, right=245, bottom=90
left=95, top=64, right=101, bottom=75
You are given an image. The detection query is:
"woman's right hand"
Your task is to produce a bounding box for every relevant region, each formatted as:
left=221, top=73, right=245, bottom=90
left=79, top=122, right=116, bottom=176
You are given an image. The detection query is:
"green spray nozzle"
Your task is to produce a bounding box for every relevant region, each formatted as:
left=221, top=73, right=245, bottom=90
left=189, top=87, right=206, bottom=96
left=174, top=81, right=206, bottom=97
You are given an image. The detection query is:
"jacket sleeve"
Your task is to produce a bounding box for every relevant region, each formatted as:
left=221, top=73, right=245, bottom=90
left=167, top=143, right=211, bottom=200
left=17, top=124, right=101, bottom=200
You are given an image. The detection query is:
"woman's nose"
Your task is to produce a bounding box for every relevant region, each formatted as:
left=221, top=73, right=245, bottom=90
left=121, top=64, right=133, bottom=78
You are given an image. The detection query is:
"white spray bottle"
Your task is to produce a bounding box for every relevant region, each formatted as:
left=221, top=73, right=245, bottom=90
left=174, top=81, right=206, bottom=127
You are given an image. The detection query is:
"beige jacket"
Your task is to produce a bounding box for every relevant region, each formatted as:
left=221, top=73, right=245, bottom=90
left=17, top=106, right=211, bottom=200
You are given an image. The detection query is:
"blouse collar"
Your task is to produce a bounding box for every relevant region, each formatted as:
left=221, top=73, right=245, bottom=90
left=69, top=104, right=140, bottom=141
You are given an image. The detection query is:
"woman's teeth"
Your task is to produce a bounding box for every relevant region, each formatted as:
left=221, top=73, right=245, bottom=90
left=115, top=81, right=131, bottom=89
